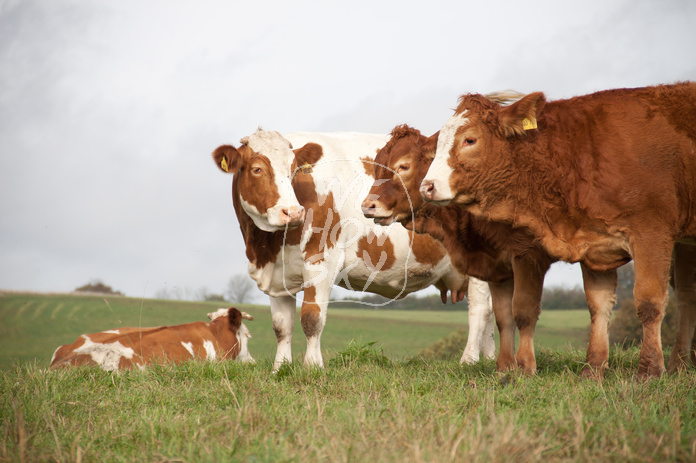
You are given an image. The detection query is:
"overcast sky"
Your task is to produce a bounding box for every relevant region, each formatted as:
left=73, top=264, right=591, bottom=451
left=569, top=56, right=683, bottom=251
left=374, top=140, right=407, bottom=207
left=1, top=0, right=694, bottom=301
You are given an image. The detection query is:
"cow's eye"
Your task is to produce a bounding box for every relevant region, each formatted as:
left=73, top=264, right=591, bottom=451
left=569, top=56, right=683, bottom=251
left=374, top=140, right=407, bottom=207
left=252, top=166, right=263, bottom=175
left=397, top=164, right=410, bottom=172
left=464, top=138, right=476, bottom=146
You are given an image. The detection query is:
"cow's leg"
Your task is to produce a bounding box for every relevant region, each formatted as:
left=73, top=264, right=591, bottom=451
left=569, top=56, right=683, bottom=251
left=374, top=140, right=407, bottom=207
left=632, top=240, right=672, bottom=378
left=580, top=264, right=617, bottom=380
left=488, top=279, right=516, bottom=372
left=270, top=295, right=296, bottom=372
left=511, top=256, right=546, bottom=375
left=460, top=278, right=493, bottom=364
left=667, top=241, right=696, bottom=372
left=300, top=283, right=329, bottom=368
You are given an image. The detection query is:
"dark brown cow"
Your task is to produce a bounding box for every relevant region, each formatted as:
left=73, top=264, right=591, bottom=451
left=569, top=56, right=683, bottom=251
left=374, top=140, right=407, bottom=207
left=422, top=82, right=696, bottom=377
left=50, top=307, right=254, bottom=371
left=362, top=124, right=618, bottom=377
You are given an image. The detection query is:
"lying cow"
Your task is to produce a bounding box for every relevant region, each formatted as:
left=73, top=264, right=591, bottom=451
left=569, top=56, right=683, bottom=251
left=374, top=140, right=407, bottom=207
left=362, top=124, right=618, bottom=378
left=422, top=82, right=696, bottom=378
left=212, top=129, right=495, bottom=371
left=50, top=307, right=254, bottom=371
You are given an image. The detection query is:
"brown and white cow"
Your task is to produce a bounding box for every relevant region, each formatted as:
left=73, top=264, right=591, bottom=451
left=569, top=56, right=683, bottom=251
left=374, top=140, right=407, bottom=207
left=212, top=130, right=495, bottom=371
left=362, top=124, right=618, bottom=377
left=422, top=82, right=696, bottom=377
left=50, top=307, right=254, bottom=371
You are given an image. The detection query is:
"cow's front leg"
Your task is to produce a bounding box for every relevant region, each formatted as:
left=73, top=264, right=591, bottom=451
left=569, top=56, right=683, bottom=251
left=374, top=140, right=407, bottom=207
left=511, top=256, right=547, bottom=375
left=300, top=283, right=330, bottom=368
left=580, top=264, right=617, bottom=380
left=270, top=295, right=296, bottom=372
left=488, top=279, right=516, bottom=372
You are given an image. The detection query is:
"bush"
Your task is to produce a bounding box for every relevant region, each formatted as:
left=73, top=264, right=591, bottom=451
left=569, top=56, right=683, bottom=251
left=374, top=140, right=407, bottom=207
left=74, top=280, right=123, bottom=296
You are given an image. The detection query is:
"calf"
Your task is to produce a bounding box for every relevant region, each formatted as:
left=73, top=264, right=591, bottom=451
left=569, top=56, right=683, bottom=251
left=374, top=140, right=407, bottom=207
left=422, top=82, right=696, bottom=377
left=212, top=129, right=494, bottom=371
left=50, top=307, right=254, bottom=371
left=362, top=124, right=617, bottom=377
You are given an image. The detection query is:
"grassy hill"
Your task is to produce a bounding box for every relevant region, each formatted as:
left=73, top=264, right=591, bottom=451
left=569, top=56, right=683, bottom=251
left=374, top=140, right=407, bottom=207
left=0, top=292, right=591, bottom=370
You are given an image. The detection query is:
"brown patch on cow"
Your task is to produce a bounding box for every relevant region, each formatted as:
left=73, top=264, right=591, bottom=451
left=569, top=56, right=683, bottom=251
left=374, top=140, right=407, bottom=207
left=357, top=232, right=396, bottom=272
left=293, top=142, right=324, bottom=170
left=300, top=285, right=321, bottom=337
left=408, top=231, right=446, bottom=267
left=360, top=156, right=375, bottom=178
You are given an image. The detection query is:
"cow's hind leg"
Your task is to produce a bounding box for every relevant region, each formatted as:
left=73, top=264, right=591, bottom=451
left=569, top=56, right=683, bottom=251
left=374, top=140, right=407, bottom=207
left=460, top=278, right=494, bottom=364
left=580, top=264, right=617, bottom=380
left=488, top=279, right=516, bottom=372
left=632, top=240, right=672, bottom=379
left=511, top=256, right=547, bottom=375
left=667, top=241, right=696, bottom=372
left=270, top=295, right=297, bottom=372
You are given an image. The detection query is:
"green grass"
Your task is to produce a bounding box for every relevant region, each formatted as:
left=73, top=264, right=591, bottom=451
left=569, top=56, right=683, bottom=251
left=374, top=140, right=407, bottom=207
left=1, top=293, right=695, bottom=461
left=0, top=292, right=590, bottom=370
left=1, top=347, right=695, bottom=462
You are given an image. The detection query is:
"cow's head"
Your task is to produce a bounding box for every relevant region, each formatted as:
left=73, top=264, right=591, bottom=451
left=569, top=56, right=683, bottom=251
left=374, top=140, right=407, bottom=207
left=213, top=130, right=321, bottom=232
left=208, top=307, right=255, bottom=362
left=361, top=125, right=438, bottom=225
left=420, top=91, right=542, bottom=206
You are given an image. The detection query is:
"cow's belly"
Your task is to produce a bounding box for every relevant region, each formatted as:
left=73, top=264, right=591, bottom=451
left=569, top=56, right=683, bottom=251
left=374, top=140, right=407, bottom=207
left=539, top=227, right=632, bottom=272
left=248, top=245, right=305, bottom=297
left=338, top=252, right=451, bottom=298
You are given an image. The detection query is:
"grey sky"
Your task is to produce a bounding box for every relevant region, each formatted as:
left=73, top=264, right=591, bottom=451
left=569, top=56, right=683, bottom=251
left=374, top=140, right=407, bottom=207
left=1, top=0, right=694, bottom=300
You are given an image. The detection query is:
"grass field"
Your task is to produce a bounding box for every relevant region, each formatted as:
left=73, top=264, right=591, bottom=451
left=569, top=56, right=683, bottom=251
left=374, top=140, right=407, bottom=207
left=0, top=292, right=591, bottom=370
left=2, top=292, right=695, bottom=462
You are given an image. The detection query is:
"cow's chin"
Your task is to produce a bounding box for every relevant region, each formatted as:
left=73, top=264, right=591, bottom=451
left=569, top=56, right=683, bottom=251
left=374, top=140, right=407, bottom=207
left=372, top=211, right=410, bottom=226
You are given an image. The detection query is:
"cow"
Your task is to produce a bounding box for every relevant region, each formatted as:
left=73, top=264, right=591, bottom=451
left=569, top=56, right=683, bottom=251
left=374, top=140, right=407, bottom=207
left=421, top=82, right=696, bottom=378
left=362, top=124, right=618, bottom=378
left=212, top=129, right=495, bottom=371
left=50, top=307, right=254, bottom=371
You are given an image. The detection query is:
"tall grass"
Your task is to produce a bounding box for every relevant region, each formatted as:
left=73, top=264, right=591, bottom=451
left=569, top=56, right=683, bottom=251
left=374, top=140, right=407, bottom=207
left=1, top=344, right=695, bottom=462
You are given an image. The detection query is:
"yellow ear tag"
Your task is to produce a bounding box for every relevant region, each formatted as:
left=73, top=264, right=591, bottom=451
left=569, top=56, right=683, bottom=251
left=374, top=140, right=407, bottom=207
left=301, top=162, right=313, bottom=174
left=220, top=157, right=229, bottom=172
left=522, top=117, right=538, bottom=130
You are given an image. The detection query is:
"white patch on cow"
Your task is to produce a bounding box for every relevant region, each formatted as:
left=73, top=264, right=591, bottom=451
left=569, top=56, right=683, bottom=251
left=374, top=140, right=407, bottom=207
left=459, top=277, right=495, bottom=364
left=243, top=130, right=303, bottom=231
left=181, top=341, right=195, bottom=357
left=73, top=335, right=135, bottom=372
left=207, top=308, right=228, bottom=320
left=50, top=346, right=61, bottom=365
left=103, top=329, right=120, bottom=334
left=423, top=111, right=469, bottom=202
left=236, top=323, right=255, bottom=363
left=203, top=340, right=216, bottom=360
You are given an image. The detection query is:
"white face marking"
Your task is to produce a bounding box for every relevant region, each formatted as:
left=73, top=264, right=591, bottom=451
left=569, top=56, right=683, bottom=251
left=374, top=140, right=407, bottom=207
left=243, top=130, right=303, bottom=231
left=181, top=341, right=195, bottom=357
left=103, top=329, right=120, bottom=334
left=73, top=335, right=135, bottom=371
left=203, top=339, right=216, bottom=360
left=422, top=111, right=469, bottom=202
left=236, top=323, right=255, bottom=363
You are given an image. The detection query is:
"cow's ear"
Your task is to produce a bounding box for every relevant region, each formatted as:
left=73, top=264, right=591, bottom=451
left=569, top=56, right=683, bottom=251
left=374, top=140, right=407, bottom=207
left=212, top=145, right=242, bottom=174
left=293, top=142, right=324, bottom=173
left=497, top=92, right=546, bottom=137
left=227, top=307, right=242, bottom=328
left=423, top=131, right=439, bottom=159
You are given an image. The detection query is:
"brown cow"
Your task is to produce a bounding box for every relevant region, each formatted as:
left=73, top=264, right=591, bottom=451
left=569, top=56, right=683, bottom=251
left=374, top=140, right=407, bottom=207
left=50, top=307, right=254, bottom=371
left=362, top=124, right=618, bottom=378
left=421, top=82, right=696, bottom=378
